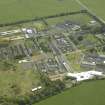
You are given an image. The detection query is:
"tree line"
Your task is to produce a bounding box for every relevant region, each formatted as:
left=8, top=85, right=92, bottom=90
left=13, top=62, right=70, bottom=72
left=0, top=10, right=86, bottom=27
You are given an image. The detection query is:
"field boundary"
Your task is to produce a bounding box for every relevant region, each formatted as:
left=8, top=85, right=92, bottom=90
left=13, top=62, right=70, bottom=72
left=0, top=9, right=104, bottom=29
left=0, top=10, right=86, bottom=27
left=75, top=0, right=105, bottom=26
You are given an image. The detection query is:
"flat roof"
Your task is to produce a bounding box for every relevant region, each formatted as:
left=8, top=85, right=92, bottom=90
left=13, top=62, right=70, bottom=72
left=67, top=71, right=103, bottom=81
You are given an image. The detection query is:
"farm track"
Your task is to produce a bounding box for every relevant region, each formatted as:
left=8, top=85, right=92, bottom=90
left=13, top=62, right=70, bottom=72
left=75, top=0, right=105, bottom=25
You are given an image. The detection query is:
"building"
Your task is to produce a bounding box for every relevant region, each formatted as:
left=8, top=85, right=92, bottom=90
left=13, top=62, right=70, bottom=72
left=67, top=71, right=104, bottom=82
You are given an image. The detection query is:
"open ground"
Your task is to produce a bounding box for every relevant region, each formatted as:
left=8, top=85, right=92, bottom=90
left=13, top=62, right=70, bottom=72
left=80, top=0, right=105, bottom=20
left=34, top=80, right=105, bottom=105
left=0, top=0, right=81, bottom=24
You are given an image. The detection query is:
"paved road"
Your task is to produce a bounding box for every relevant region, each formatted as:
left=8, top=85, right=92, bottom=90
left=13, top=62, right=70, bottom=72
left=51, top=39, right=73, bottom=72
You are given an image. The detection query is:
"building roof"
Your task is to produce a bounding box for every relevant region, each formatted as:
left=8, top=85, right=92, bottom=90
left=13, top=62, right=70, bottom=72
left=67, top=71, right=103, bottom=82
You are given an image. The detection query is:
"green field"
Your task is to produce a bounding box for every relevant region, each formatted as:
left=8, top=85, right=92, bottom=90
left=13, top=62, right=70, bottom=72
left=80, top=0, right=105, bottom=20
left=0, top=0, right=105, bottom=24
left=46, top=13, right=92, bottom=25
left=0, top=0, right=81, bottom=24
left=34, top=80, right=105, bottom=105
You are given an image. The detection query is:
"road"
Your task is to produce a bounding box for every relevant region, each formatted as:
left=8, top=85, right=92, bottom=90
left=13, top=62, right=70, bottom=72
left=51, top=39, right=73, bottom=72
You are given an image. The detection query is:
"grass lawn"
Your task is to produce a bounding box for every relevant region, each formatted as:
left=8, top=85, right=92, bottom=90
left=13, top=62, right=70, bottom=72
left=0, top=0, right=81, bottom=24
left=34, top=80, right=105, bottom=105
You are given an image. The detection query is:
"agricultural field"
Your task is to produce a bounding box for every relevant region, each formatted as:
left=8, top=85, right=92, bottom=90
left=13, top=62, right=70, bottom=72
left=34, top=80, right=105, bottom=105
left=0, top=0, right=104, bottom=24
left=80, top=0, right=105, bottom=20
left=0, top=0, right=81, bottom=24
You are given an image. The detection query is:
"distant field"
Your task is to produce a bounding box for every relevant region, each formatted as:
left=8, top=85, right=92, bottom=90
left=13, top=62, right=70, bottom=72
left=34, top=80, right=105, bottom=105
left=0, top=0, right=81, bottom=24
left=80, top=0, right=105, bottom=20
left=0, top=0, right=104, bottom=24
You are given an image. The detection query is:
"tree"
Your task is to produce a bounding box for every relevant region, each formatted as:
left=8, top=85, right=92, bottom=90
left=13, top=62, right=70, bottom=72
left=78, top=36, right=83, bottom=41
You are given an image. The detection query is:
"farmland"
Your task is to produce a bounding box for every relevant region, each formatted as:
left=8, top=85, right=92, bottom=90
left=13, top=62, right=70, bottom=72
left=0, top=0, right=81, bottom=24
left=34, top=80, right=105, bottom=105
left=80, top=0, right=105, bottom=20
left=0, top=0, right=104, bottom=24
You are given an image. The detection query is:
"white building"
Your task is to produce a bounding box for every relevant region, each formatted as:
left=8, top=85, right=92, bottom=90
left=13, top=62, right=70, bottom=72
left=22, top=28, right=37, bottom=38
left=32, top=86, right=42, bottom=92
left=67, top=71, right=104, bottom=82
